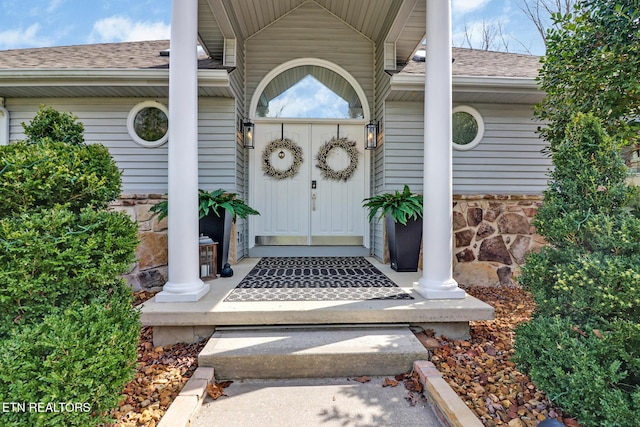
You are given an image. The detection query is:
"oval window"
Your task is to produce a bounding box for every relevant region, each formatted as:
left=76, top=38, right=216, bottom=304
left=452, top=105, right=484, bottom=151
left=127, top=101, right=169, bottom=147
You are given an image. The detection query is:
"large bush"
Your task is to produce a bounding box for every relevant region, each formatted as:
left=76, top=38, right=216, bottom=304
left=514, top=114, right=640, bottom=426
left=516, top=317, right=640, bottom=427
left=0, top=140, right=122, bottom=216
left=0, top=106, right=139, bottom=425
left=0, top=283, right=139, bottom=427
left=0, top=207, right=138, bottom=337
left=22, top=105, right=85, bottom=146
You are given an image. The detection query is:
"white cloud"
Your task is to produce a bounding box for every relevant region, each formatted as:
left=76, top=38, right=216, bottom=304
left=452, top=0, right=491, bottom=14
left=267, top=76, right=349, bottom=119
left=88, top=16, right=170, bottom=43
left=46, top=0, right=64, bottom=13
left=0, top=23, right=53, bottom=49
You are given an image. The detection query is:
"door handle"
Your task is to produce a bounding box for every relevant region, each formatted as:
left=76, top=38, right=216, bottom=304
left=312, top=193, right=317, bottom=211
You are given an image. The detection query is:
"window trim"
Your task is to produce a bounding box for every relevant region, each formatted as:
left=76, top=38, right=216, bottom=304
left=127, top=101, right=169, bottom=148
left=452, top=105, right=484, bottom=151
left=0, top=106, right=9, bottom=146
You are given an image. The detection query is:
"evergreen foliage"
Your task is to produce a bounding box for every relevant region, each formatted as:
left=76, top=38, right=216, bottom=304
left=537, top=0, right=640, bottom=150
left=514, top=114, right=640, bottom=426
left=0, top=107, right=139, bottom=426
left=22, top=105, right=85, bottom=146
left=0, top=140, right=122, bottom=216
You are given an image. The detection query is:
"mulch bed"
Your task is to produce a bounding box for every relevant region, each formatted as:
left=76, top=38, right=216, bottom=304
left=417, top=286, right=581, bottom=427
left=105, top=292, right=207, bottom=427
left=107, top=287, right=581, bottom=427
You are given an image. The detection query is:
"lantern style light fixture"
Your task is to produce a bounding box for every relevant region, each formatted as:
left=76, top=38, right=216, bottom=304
left=242, top=119, right=255, bottom=149
left=365, top=120, right=378, bottom=150
left=198, top=235, right=217, bottom=280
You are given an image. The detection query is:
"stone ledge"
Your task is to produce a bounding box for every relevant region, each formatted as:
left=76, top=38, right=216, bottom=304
left=453, top=194, right=543, bottom=201
left=415, top=360, right=483, bottom=427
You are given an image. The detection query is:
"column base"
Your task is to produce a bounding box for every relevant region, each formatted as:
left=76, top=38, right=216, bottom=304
left=155, top=282, right=210, bottom=303
left=414, top=278, right=466, bottom=300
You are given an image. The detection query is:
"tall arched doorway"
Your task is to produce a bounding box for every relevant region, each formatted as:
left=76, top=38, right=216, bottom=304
left=248, top=59, right=371, bottom=256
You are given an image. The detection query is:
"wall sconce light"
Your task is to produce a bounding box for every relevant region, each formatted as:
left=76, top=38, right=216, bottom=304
left=242, top=119, right=255, bottom=149
left=365, top=120, right=378, bottom=150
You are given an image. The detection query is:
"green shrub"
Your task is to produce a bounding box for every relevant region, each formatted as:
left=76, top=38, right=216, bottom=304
left=516, top=114, right=640, bottom=426
left=0, top=140, right=122, bottom=216
left=514, top=317, right=640, bottom=427
left=0, top=106, right=139, bottom=425
left=0, top=282, right=139, bottom=427
left=0, top=207, right=138, bottom=337
left=22, top=105, right=85, bottom=146
left=533, top=114, right=637, bottom=249
left=521, top=247, right=640, bottom=324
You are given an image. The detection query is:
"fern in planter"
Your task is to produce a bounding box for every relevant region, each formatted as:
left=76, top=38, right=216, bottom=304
left=363, top=185, right=423, bottom=272
left=362, top=185, right=423, bottom=225
left=150, top=189, right=260, bottom=222
left=151, top=189, right=259, bottom=275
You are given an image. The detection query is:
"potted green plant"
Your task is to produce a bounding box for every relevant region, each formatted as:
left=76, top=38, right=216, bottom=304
left=151, top=189, right=259, bottom=273
left=362, top=185, right=423, bottom=272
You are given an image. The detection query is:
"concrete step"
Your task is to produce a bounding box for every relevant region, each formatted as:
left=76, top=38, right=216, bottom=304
left=198, top=326, right=430, bottom=380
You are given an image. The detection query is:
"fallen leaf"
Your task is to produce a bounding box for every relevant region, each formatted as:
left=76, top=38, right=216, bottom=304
left=206, top=383, right=227, bottom=400
left=349, top=376, right=371, bottom=383
left=592, top=329, right=603, bottom=339
left=405, top=391, right=419, bottom=406
left=382, top=377, right=399, bottom=387
left=218, top=380, right=234, bottom=389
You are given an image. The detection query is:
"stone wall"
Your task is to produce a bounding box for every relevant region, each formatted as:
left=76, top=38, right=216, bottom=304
left=110, top=194, right=168, bottom=291
left=452, top=195, right=546, bottom=286
left=112, top=194, right=240, bottom=291
left=116, top=194, right=545, bottom=290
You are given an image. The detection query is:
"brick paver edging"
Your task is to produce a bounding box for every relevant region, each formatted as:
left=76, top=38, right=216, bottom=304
left=414, top=360, right=484, bottom=427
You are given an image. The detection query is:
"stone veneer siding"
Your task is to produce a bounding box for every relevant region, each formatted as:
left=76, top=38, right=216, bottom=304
left=115, top=194, right=545, bottom=290
left=109, top=194, right=168, bottom=291
left=452, top=195, right=546, bottom=286
left=110, top=194, right=240, bottom=291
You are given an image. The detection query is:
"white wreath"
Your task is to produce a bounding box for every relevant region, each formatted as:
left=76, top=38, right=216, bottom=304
left=262, top=138, right=303, bottom=180
left=315, top=137, right=359, bottom=182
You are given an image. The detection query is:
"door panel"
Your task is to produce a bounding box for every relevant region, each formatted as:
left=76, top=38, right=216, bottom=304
left=310, top=124, right=365, bottom=244
left=252, top=123, right=310, bottom=245
left=251, top=122, right=366, bottom=247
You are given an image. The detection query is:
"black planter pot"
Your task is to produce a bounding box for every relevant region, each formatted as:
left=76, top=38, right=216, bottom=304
left=385, top=213, right=423, bottom=272
left=198, top=211, right=233, bottom=273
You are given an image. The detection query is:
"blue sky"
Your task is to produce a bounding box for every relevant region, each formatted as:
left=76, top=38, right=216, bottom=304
left=0, top=0, right=546, bottom=55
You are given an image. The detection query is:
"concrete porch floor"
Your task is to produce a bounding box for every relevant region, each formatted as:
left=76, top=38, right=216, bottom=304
left=141, top=257, right=495, bottom=346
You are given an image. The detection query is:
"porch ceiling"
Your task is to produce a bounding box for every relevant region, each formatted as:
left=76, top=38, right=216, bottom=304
left=198, top=0, right=424, bottom=64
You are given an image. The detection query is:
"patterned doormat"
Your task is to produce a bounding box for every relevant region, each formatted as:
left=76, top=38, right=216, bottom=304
left=224, top=257, right=414, bottom=302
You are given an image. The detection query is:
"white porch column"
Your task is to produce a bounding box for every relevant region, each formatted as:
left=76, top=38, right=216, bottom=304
left=156, top=0, right=210, bottom=302
left=414, top=0, right=465, bottom=299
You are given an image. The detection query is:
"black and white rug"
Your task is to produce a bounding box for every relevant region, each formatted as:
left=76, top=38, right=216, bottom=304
left=224, top=257, right=414, bottom=302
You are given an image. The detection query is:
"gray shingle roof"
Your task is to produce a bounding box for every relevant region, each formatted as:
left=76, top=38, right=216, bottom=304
left=402, top=48, right=541, bottom=78
left=0, top=40, right=540, bottom=78
left=0, top=40, right=222, bottom=70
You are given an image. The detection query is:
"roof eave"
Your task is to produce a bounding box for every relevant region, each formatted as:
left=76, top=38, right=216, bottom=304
left=0, top=68, right=230, bottom=87
left=390, top=74, right=541, bottom=94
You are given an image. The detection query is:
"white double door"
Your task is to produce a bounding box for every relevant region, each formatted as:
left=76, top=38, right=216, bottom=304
left=250, top=122, right=368, bottom=247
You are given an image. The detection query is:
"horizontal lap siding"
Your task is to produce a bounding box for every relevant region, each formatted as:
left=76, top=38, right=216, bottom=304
left=6, top=98, right=237, bottom=194
left=383, top=101, right=551, bottom=196
left=245, top=2, right=374, bottom=116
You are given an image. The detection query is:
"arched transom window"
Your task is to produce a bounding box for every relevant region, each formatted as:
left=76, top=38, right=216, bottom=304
left=256, top=65, right=364, bottom=119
